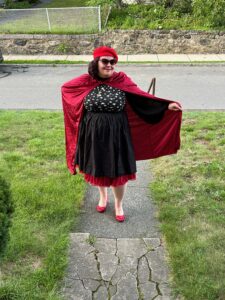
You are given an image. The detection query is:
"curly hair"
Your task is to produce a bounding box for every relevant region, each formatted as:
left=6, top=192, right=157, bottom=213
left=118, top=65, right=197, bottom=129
left=88, top=57, right=101, bottom=80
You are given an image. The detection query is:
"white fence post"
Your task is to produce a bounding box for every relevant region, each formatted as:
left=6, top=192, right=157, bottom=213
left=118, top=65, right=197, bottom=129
left=98, top=5, right=101, bottom=32
left=46, top=8, right=51, bottom=32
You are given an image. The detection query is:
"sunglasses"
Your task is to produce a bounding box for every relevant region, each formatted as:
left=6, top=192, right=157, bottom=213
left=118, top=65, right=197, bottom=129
left=99, top=58, right=117, bottom=65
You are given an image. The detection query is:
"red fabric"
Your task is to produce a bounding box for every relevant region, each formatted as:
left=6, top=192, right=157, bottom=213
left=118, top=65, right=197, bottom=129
left=75, top=164, right=136, bottom=186
left=61, top=71, right=182, bottom=176
left=93, top=46, right=118, bottom=62
left=84, top=173, right=136, bottom=187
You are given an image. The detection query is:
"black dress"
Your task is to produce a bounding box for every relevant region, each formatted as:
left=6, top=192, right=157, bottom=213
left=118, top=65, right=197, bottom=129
left=74, top=84, right=137, bottom=187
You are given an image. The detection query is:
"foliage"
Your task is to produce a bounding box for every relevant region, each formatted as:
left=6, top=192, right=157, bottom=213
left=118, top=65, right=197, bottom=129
left=155, top=0, right=192, bottom=14
left=57, top=43, right=71, bottom=54
left=107, top=4, right=202, bottom=30
left=155, top=0, right=225, bottom=25
left=172, top=0, right=192, bottom=14
left=87, top=0, right=124, bottom=8
left=192, top=0, right=225, bottom=27
left=3, top=0, right=225, bottom=30
left=4, top=0, right=32, bottom=9
left=106, top=0, right=225, bottom=30
left=40, top=0, right=89, bottom=7
left=0, top=176, right=14, bottom=257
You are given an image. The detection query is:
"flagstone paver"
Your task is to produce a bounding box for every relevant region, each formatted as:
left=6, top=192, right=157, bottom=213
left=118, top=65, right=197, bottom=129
left=60, top=233, right=172, bottom=300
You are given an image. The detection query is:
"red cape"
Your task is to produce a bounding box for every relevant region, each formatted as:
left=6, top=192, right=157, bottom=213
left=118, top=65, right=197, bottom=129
left=61, top=71, right=182, bottom=175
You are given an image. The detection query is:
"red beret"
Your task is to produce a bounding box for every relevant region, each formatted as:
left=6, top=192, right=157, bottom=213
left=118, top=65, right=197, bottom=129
left=93, top=46, right=118, bottom=62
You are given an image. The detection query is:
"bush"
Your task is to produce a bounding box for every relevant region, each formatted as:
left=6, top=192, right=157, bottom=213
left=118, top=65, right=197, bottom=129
left=173, top=0, right=192, bottom=14
left=4, top=0, right=31, bottom=8
left=0, top=176, right=14, bottom=257
left=4, top=0, right=38, bottom=8
left=192, top=0, right=225, bottom=27
left=87, top=0, right=124, bottom=8
left=155, top=0, right=192, bottom=14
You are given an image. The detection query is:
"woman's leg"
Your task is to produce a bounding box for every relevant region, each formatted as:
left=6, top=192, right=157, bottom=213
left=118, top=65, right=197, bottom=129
left=111, top=183, right=127, bottom=216
left=97, top=186, right=108, bottom=206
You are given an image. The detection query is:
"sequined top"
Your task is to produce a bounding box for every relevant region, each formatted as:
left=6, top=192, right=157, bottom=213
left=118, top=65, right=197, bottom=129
left=84, top=84, right=126, bottom=112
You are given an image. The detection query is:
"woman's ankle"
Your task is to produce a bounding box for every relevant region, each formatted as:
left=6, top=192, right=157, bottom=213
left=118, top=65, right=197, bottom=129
left=115, top=205, right=124, bottom=215
left=99, top=196, right=107, bottom=206
left=115, top=200, right=123, bottom=209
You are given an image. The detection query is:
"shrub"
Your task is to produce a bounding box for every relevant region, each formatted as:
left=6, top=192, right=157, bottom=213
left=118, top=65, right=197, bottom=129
left=56, top=43, right=71, bottom=54
left=155, top=0, right=192, bottom=13
left=0, top=176, right=14, bottom=257
left=4, top=0, right=38, bottom=9
left=4, top=0, right=31, bottom=8
left=87, top=0, right=124, bottom=8
left=192, top=0, right=225, bottom=27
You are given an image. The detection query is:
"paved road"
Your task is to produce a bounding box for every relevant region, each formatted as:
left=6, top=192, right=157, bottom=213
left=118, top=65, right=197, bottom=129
left=0, top=9, right=38, bottom=25
left=0, top=0, right=52, bottom=26
left=0, top=64, right=225, bottom=109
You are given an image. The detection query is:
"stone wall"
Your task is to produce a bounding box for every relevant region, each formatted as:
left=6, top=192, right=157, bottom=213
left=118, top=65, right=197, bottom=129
left=1, top=30, right=225, bottom=55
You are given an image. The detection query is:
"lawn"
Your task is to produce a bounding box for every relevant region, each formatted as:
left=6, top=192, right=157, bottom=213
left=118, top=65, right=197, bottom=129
left=0, top=111, right=224, bottom=299
left=0, top=110, right=86, bottom=299
left=39, top=0, right=89, bottom=8
left=0, top=4, right=99, bottom=34
left=150, top=111, right=225, bottom=300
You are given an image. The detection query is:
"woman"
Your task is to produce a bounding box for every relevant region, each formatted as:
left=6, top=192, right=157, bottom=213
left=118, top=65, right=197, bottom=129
left=61, top=46, right=182, bottom=223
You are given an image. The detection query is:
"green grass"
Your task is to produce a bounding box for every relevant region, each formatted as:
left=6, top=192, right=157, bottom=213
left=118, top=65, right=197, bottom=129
left=0, top=6, right=99, bottom=34
left=39, top=0, right=89, bottom=8
left=3, top=1, right=33, bottom=9
left=0, top=0, right=99, bottom=34
left=0, top=110, right=86, bottom=299
left=150, top=112, right=225, bottom=300
left=107, top=4, right=225, bottom=30
left=0, top=27, right=98, bottom=34
left=1, top=110, right=225, bottom=299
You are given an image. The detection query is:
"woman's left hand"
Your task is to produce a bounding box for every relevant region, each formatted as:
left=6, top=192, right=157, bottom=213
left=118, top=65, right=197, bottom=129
left=168, top=102, right=182, bottom=111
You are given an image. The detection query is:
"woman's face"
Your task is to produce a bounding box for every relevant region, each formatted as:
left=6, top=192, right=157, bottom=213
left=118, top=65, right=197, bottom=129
left=98, top=56, right=116, bottom=78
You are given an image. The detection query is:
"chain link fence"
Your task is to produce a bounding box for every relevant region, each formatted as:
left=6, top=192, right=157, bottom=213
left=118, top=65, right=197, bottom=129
left=0, top=6, right=101, bottom=34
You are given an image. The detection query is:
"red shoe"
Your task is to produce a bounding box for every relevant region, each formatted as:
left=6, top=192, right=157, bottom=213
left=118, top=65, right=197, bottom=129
left=115, top=209, right=125, bottom=222
left=96, top=199, right=108, bottom=213
left=115, top=214, right=125, bottom=222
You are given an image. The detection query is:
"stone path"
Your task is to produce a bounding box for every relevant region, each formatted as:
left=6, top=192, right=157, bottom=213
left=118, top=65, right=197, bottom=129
left=60, top=233, right=171, bottom=300
left=59, top=161, right=176, bottom=300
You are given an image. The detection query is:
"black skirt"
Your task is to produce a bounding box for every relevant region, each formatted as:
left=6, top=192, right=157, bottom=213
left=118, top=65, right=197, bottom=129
left=74, top=109, right=137, bottom=178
